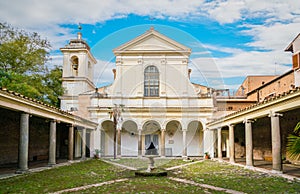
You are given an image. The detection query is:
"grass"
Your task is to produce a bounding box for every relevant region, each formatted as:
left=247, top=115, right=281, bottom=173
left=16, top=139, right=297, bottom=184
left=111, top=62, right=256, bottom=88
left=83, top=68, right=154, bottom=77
left=173, top=160, right=300, bottom=193
left=0, top=158, right=299, bottom=193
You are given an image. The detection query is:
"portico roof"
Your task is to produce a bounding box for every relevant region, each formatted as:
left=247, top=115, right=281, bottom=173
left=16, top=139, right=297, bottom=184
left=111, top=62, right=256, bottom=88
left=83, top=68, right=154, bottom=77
left=0, top=87, right=98, bottom=129
left=207, top=87, right=300, bottom=129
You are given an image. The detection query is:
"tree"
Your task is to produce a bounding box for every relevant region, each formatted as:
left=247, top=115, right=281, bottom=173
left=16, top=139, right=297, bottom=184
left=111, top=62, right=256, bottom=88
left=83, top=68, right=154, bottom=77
left=0, top=22, right=63, bottom=107
left=108, top=104, right=125, bottom=159
left=286, top=122, right=300, bottom=161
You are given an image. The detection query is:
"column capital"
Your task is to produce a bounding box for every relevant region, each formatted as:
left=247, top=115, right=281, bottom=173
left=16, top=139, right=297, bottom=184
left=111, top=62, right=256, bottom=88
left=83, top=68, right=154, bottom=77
left=268, top=111, right=283, bottom=118
left=228, top=124, right=235, bottom=128
left=161, top=128, right=166, bottom=132
left=243, top=118, right=254, bottom=124
left=182, top=129, right=187, bottom=132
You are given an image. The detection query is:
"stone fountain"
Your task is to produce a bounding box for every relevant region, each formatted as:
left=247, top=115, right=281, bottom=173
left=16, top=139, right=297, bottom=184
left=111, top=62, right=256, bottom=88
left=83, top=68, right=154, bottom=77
left=135, top=142, right=167, bottom=176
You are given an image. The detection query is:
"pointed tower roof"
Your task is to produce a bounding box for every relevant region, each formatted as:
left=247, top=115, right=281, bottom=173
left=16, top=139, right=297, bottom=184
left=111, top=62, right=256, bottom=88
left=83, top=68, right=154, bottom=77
left=113, top=27, right=191, bottom=56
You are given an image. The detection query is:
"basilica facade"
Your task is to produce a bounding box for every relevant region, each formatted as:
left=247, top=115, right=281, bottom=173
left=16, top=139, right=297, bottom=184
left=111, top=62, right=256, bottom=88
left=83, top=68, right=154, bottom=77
left=60, top=27, right=216, bottom=158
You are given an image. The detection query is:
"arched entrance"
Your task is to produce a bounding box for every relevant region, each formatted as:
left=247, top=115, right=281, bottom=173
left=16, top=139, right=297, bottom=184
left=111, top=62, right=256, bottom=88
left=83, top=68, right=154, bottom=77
left=165, top=120, right=182, bottom=157
left=122, top=120, right=138, bottom=156
left=142, top=120, right=161, bottom=155
left=101, top=120, right=114, bottom=156
left=187, top=121, right=204, bottom=156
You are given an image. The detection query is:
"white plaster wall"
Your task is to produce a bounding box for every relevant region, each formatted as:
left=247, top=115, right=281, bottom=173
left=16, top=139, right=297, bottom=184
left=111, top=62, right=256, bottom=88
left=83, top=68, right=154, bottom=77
left=203, top=130, right=215, bottom=158
left=105, top=131, right=114, bottom=156
left=165, top=130, right=183, bottom=156
left=295, top=69, right=300, bottom=87
left=121, top=132, right=138, bottom=156
left=187, top=130, right=203, bottom=156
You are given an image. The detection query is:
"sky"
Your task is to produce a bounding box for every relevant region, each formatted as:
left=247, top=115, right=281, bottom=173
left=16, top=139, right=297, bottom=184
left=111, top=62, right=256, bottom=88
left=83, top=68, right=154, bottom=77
left=1, top=0, right=300, bottom=92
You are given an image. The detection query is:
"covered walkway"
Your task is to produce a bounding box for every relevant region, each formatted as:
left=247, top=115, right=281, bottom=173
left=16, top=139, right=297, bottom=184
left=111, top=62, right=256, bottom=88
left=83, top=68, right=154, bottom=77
left=0, top=88, right=98, bottom=174
left=207, top=87, right=300, bottom=175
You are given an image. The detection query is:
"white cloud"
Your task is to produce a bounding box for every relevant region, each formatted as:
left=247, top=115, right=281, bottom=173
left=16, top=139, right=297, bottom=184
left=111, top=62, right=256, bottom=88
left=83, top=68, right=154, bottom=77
left=242, top=22, right=300, bottom=51
left=1, top=0, right=299, bottom=90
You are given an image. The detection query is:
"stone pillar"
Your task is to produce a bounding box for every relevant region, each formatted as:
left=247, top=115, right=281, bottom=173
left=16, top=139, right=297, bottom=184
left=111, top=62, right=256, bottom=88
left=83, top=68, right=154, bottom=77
left=48, top=120, right=56, bottom=166
left=229, top=124, right=235, bottom=163
left=138, top=130, right=142, bottom=157
left=68, top=125, right=74, bottom=161
left=182, top=129, right=187, bottom=158
left=269, top=112, right=283, bottom=172
left=217, top=128, right=222, bottom=159
left=117, top=128, right=121, bottom=157
left=81, top=128, right=86, bottom=160
left=16, top=113, right=29, bottom=173
left=245, top=119, right=254, bottom=167
left=161, top=129, right=166, bottom=157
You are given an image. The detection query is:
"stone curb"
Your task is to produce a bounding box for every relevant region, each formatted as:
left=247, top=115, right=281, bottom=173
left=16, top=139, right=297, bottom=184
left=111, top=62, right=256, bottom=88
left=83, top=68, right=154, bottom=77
left=165, top=160, right=204, bottom=170
left=214, top=159, right=300, bottom=181
left=49, top=178, right=129, bottom=194
left=169, top=177, right=245, bottom=194
left=101, top=159, right=137, bottom=170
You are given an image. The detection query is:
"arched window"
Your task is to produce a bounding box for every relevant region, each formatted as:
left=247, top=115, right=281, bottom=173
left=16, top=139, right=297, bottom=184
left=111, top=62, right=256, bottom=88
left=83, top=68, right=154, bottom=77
left=144, top=66, right=159, bottom=97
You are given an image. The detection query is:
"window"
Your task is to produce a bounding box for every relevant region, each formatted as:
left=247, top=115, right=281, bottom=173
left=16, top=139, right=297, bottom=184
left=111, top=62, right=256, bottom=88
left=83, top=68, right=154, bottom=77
left=144, top=66, right=159, bottom=97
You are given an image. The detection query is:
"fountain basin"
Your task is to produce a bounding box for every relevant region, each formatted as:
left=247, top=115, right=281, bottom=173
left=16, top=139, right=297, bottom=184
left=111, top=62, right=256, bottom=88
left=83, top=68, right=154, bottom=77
left=134, top=155, right=167, bottom=177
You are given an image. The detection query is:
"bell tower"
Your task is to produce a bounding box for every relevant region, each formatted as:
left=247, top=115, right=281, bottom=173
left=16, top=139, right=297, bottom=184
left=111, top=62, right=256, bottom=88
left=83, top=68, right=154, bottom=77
left=60, top=30, right=97, bottom=111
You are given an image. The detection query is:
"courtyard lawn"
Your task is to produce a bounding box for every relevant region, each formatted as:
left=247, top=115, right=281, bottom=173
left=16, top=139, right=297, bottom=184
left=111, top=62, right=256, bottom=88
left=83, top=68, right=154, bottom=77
left=0, top=159, right=299, bottom=193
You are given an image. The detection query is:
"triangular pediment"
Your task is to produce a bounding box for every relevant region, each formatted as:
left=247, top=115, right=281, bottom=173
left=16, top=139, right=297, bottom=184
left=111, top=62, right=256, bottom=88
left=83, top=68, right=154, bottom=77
left=113, top=27, right=191, bottom=55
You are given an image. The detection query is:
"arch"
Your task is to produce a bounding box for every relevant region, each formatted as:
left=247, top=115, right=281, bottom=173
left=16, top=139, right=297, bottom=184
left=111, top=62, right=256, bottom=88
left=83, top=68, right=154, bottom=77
left=187, top=120, right=204, bottom=156
left=165, top=120, right=182, bottom=137
left=101, top=120, right=114, bottom=132
left=142, top=120, right=161, bottom=135
left=144, top=65, right=159, bottom=97
left=187, top=120, right=204, bottom=131
left=122, top=120, right=138, bottom=134
left=70, top=55, right=79, bottom=76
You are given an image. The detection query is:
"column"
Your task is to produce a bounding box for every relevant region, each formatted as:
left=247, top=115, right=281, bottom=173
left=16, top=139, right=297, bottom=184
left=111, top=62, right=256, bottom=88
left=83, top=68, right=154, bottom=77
left=16, top=113, right=29, bottom=174
left=182, top=129, right=187, bottom=158
left=81, top=128, right=86, bottom=160
left=229, top=124, right=235, bottom=163
left=138, top=130, right=142, bottom=157
left=48, top=120, right=56, bottom=166
left=270, top=112, right=283, bottom=172
left=68, top=125, right=74, bottom=160
left=217, top=128, right=222, bottom=159
left=117, top=128, right=121, bottom=157
left=245, top=119, right=253, bottom=167
left=161, top=129, right=165, bottom=157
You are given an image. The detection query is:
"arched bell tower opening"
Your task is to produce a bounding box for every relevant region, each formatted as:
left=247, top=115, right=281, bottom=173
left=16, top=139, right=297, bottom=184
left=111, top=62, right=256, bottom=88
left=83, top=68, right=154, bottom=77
left=70, top=56, right=79, bottom=76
